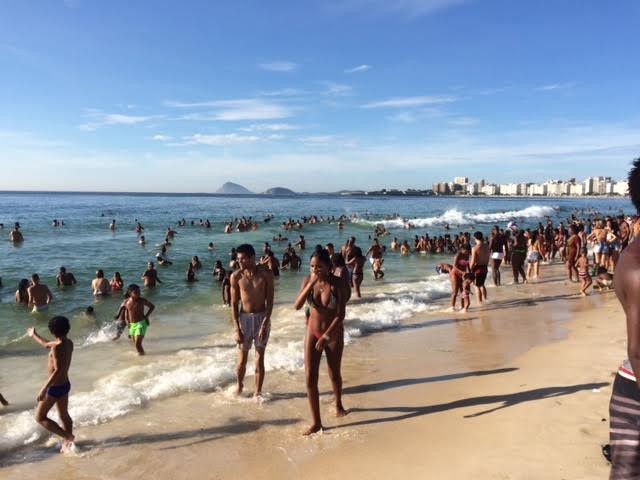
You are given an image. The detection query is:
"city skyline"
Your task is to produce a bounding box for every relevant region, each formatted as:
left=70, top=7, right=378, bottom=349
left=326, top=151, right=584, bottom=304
left=432, top=174, right=628, bottom=197
left=0, top=1, right=638, bottom=192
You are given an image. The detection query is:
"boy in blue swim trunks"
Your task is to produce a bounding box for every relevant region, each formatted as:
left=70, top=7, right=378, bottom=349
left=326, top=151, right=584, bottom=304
left=123, top=284, right=155, bottom=355
left=27, top=316, right=75, bottom=452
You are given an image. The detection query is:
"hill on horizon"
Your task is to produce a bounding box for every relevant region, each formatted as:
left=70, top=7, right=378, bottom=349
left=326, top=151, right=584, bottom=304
left=262, top=187, right=296, bottom=195
left=215, top=182, right=254, bottom=195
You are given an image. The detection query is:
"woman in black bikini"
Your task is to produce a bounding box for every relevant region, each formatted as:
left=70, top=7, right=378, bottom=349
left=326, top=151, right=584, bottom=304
left=294, top=249, right=347, bottom=435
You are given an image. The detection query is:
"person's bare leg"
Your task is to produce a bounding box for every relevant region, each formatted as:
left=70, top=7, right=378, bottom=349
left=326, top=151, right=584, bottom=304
left=492, top=259, right=502, bottom=286
left=36, top=396, right=73, bottom=445
left=236, top=349, right=249, bottom=395
left=55, top=395, right=74, bottom=450
left=254, top=347, right=266, bottom=397
left=303, top=332, right=323, bottom=435
left=449, top=274, right=459, bottom=310
left=134, top=335, right=145, bottom=355
left=325, top=339, right=347, bottom=417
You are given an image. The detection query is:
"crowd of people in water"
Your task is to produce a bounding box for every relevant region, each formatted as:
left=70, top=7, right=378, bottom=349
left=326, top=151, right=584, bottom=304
left=0, top=205, right=633, bottom=451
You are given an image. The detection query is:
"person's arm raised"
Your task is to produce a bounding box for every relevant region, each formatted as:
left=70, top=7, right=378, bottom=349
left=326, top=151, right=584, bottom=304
left=293, top=276, right=313, bottom=311
left=27, top=328, right=55, bottom=348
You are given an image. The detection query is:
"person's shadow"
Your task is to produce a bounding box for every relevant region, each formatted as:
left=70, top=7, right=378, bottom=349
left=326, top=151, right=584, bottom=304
left=333, top=382, right=609, bottom=429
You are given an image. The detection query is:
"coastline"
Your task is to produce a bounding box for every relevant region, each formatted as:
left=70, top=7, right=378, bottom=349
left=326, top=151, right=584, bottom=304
left=0, top=263, right=622, bottom=479
left=0, top=190, right=628, bottom=200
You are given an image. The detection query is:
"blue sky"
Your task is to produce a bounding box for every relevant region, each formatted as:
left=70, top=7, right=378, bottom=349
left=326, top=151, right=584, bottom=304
left=0, top=0, right=638, bottom=192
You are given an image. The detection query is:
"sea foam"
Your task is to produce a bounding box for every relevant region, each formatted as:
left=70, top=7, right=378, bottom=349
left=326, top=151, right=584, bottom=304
left=356, top=205, right=557, bottom=229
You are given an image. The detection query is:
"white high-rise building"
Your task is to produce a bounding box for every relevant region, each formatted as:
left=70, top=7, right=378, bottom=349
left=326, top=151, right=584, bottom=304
left=500, top=183, right=521, bottom=195
left=465, top=183, right=479, bottom=195
left=614, top=181, right=629, bottom=196
left=482, top=184, right=499, bottom=195
left=454, top=176, right=469, bottom=186
left=531, top=184, right=548, bottom=196
left=583, top=177, right=595, bottom=195
left=570, top=183, right=585, bottom=196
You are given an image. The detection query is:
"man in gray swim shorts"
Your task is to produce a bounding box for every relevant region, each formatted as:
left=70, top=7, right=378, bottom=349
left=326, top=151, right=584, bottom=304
left=230, top=244, right=274, bottom=398
left=238, top=312, right=270, bottom=351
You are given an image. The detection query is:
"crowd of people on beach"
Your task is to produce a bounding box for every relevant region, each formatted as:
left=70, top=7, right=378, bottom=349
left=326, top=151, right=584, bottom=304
left=0, top=199, right=636, bottom=456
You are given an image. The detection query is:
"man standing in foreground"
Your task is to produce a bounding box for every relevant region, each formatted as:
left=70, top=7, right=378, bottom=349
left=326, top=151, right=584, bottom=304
left=610, top=158, right=640, bottom=479
left=230, top=243, right=274, bottom=398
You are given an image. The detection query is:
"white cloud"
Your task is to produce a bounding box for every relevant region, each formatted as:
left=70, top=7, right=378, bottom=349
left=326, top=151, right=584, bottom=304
left=297, top=135, right=360, bottom=148
left=150, top=134, right=173, bottom=141
left=344, top=64, right=371, bottom=73
left=259, top=88, right=308, bottom=97
left=535, top=83, right=574, bottom=92
left=167, top=98, right=294, bottom=121
left=240, top=123, right=300, bottom=132
left=298, top=135, right=336, bottom=144
left=321, top=81, right=353, bottom=96
left=184, top=133, right=260, bottom=146
left=258, top=61, right=298, bottom=72
left=362, top=95, right=457, bottom=108
left=103, top=114, right=153, bottom=125
left=78, top=110, right=157, bottom=131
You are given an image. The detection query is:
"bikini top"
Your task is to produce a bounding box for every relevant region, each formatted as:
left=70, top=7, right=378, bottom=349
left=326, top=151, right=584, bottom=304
left=307, top=280, right=338, bottom=311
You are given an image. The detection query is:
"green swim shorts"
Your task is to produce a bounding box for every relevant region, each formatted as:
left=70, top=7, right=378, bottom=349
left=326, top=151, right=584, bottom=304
left=129, top=320, right=148, bottom=337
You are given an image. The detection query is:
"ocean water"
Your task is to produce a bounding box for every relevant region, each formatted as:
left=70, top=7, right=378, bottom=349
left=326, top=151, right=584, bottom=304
left=0, top=193, right=630, bottom=453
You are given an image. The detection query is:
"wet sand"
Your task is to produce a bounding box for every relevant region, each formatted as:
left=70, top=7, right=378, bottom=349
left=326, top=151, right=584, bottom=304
left=1, top=264, right=621, bottom=479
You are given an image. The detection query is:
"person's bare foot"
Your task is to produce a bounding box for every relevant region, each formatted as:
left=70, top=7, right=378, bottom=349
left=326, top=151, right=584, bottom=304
left=0, top=394, right=8, bottom=406
left=235, top=383, right=243, bottom=396
left=61, top=435, right=75, bottom=453
left=336, top=406, right=348, bottom=417
left=303, top=424, right=323, bottom=436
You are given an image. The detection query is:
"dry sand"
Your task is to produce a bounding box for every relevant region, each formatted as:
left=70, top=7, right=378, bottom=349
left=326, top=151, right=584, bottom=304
left=1, top=264, right=622, bottom=479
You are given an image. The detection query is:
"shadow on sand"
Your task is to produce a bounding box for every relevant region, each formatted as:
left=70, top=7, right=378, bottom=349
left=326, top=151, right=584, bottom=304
left=478, top=293, right=577, bottom=312
left=333, top=382, right=609, bottom=430
left=271, top=367, right=519, bottom=402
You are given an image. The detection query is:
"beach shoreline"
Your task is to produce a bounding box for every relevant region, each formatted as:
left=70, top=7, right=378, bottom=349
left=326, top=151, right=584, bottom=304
left=0, top=263, right=622, bottom=479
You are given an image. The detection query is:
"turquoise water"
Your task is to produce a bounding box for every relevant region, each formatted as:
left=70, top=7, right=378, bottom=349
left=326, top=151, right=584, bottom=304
left=0, top=193, right=630, bottom=453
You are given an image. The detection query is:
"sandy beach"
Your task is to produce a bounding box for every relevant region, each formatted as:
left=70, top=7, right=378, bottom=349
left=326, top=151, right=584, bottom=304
left=0, top=262, right=622, bottom=479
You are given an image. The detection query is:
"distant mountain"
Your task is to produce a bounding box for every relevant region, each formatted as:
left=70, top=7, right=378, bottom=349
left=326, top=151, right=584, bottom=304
left=262, top=187, right=297, bottom=195
left=215, top=182, right=253, bottom=195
